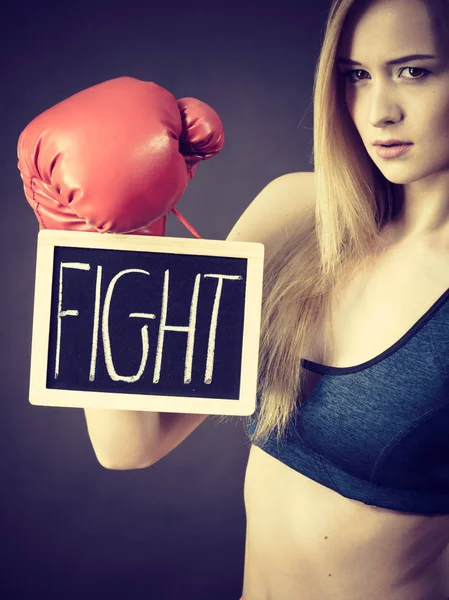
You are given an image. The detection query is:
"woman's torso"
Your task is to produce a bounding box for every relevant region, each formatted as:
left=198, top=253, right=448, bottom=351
left=242, top=226, right=449, bottom=600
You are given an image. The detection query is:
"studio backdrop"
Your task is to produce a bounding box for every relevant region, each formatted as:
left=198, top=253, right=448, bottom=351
left=1, top=1, right=330, bottom=598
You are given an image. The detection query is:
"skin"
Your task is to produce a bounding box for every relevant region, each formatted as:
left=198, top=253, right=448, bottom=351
left=337, top=0, right=449, bottom=246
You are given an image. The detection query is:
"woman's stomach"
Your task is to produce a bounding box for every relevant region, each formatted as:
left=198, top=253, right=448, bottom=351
left=242, top=445, right=449, bottom=600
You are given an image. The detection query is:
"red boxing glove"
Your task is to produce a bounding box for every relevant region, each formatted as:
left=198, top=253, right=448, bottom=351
left=17, top=76, right=224, bottom=236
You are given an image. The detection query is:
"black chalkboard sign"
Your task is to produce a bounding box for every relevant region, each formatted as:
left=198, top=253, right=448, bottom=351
left=30, top=231, right=264, bottom=416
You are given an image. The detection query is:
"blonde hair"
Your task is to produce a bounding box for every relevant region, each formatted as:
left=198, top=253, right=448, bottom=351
left=221, top=0, right=449, bottom=444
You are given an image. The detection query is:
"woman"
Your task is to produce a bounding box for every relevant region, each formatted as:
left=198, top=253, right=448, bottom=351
left=234, top=0, right=449, bottom=597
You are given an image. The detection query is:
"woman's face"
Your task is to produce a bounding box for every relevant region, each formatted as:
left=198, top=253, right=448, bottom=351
left=337, top=0, right=449, bottom=186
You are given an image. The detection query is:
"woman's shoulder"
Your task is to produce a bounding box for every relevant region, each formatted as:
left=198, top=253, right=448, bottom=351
left=226, top=171, right=316, bottom=256
left=264, top=171, right=315, bottom=200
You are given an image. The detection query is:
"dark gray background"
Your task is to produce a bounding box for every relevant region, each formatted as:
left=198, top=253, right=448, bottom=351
left=2, top=1, right=331, bottom=598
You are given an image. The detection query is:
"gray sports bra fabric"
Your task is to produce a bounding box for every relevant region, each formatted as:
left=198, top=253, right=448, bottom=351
left=247, top=287, right=449, bottom=515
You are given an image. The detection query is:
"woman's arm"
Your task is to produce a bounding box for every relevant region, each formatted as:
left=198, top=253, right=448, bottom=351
left=83, top=171, right=315, bottom=469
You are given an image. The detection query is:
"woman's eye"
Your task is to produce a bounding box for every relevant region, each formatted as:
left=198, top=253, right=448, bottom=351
left=344, top=69, right=368, bottom=83
left=343, top=67, right=429, bottom=83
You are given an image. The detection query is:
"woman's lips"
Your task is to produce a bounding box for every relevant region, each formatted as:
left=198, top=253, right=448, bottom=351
left=374, top=143, right=413, bottom=159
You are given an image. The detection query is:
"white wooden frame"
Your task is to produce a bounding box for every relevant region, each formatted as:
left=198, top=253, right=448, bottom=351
left=29, top=230, right=264, bottom=416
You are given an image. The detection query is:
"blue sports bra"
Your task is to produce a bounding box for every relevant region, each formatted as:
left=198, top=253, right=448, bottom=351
left=247, top=287, right=449, bottom=515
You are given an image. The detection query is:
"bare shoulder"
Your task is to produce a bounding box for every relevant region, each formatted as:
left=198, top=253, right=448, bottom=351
left=226, top=171, right=316, bottom=257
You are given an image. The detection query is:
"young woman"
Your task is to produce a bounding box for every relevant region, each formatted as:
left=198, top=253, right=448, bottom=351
left=82, top=0, right=449, bottom=598
left=235, top=0, right=449, bottom=597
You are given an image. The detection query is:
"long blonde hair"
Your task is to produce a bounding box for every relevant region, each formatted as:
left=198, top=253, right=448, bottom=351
left=239, top=0, right=449, bottom=446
